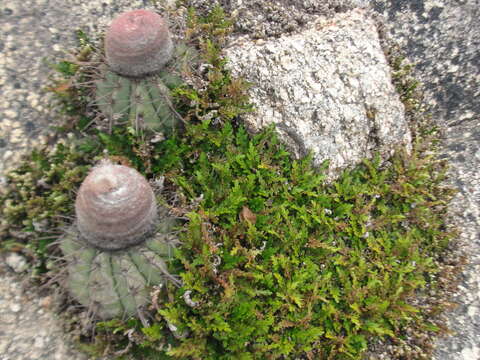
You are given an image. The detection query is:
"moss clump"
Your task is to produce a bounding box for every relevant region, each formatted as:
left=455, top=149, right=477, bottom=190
left=0, top=4, right=460, bottom=360
left=0, top=138, right=99, bottom=272
left=125, top=122, right=453, bottom=359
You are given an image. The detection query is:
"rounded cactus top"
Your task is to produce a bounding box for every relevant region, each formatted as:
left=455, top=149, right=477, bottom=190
left=75, top=161, right=158, bottom=251
left=105, top=9, right=173, bottom=77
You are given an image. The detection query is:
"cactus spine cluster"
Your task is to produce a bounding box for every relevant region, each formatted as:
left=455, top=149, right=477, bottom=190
left=60, top=8, right=197, bottom=320
left=61, top=161, right=178, bottom=319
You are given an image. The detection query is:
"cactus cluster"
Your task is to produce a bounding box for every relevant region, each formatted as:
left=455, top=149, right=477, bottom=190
left=61, top=161, right=179, bottom=320
left=93, top=9, right=196, bottom=135
left=57, top=8, right=197, bottom=321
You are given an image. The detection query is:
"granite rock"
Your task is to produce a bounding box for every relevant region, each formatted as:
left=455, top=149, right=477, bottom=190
left=189, top=0, right=368, bottom=39
left=225, top=9, right=411, bottom=178
left=371, top=1, right=480, bottom=359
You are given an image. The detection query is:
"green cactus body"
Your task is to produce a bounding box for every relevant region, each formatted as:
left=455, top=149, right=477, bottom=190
left=61, top=162, right=180, bottom=320
left=61, top=221, right=177, bottom=320
left=95, top=68, right=179, bottom=135
left=95, top=44, right=196, bottom=136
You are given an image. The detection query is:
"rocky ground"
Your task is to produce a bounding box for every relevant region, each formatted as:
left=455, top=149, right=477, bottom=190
left=0, top=0, right=478, bottom=359
left=0, top=261, right=88, bottom=360
left=372, top=2, right=480, bottom=359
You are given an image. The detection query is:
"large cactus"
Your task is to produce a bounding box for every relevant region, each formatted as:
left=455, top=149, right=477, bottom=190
left=93, top=9, right=196, bottom=136
left=60, top=161, right=179, bottom=319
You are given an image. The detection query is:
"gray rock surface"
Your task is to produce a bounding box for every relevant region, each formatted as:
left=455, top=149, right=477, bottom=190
left=372, top=0, right=480, bottom=126
left=4, top=253, right=28, bottom=273
left=0, top=263, right=88, bottom=360
left=372, top=2, right=480, bottom=359
left=191, top=0, right=364, bottom=39
left=225, top=9, right=411, bottom=178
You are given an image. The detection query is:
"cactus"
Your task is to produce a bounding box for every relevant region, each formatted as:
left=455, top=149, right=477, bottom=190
left=93, top=9, right=197, bottom=135
left=60, top=161, right=179, bottom=320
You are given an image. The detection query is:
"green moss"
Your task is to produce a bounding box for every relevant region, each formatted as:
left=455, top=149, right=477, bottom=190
left=0, top=4, right=461, bottom=360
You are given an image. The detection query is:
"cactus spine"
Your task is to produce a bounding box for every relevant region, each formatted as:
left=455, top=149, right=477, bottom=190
left=61, top=161, right=178, bottom=319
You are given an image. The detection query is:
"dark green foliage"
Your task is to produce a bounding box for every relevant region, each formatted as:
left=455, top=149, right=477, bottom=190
left=173, top=5, right=252, bottom=124
left=128, top=121, right=453, bottom=359
left=55, top=61, right=79, bottom=77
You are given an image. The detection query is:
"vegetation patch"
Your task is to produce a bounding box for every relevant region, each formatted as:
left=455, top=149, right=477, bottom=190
left=0, top=4, right=461, bottom=360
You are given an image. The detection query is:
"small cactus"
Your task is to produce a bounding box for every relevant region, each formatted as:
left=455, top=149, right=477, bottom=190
left=105, top=9, right=173, bottom=78
left=61, top=161, right=179, bottom=319
left=93, top=10, right=197, bottom=135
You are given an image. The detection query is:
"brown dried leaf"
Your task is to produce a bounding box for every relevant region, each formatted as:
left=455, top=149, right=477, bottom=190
left=239, top=206, right=256, bottom=224
left=277, top=320, right=296, bottom=329
left=48, top=80, right=72, bottom=95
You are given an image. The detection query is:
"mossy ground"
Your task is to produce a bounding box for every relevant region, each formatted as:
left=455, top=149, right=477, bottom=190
left=0, top=4, right=463, bottom=360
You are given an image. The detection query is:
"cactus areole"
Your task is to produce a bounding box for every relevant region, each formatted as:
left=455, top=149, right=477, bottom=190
left=75, top=162, right=157, bottom=251
left=105, top=9, right=173, bottom=77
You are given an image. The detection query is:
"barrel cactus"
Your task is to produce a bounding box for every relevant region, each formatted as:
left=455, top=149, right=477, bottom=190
left=60, top=160, right=179, bottom=320
left=93, top=9, right=196, bottom=136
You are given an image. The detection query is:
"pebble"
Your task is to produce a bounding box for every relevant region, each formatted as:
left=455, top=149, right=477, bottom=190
left=5, top=253, right=28, bottom=273
left=29, top=98, right=38, bottom=108
left=34, top=337, right=45, bottom=349
left=10, top=303, right=21, bottom=313
left=40, top=296, right=53, bottom=309
left=0, top=341, right=11, bottom=353
left=4, top=109, right=16, bottom=118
